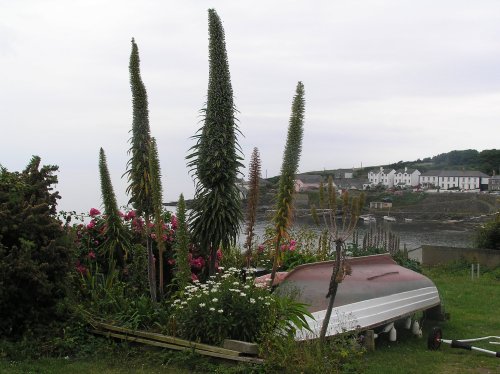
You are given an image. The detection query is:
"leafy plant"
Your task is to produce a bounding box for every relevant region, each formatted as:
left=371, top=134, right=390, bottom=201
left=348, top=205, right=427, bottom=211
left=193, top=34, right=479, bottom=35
left=171, top=267, right=312, bottom=345
left=187, top=9, right=243, bottom=276
left=244, top=147, right=262, bottom=267
left=125, top=38, right=157, bottom=301
left=270, top=82, right=305, bottom=284
left=98, top=148, right=132, bottom=268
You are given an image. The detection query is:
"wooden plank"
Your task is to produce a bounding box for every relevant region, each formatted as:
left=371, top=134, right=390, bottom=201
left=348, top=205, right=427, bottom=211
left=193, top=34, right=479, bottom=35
left=92, top=322, right=241, bottom=357
left=91, top=330, right=264, bottom=364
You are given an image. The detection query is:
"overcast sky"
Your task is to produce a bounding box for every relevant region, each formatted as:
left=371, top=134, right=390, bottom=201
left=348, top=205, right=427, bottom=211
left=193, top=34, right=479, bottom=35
left=1, top=0, right=500, bottom=213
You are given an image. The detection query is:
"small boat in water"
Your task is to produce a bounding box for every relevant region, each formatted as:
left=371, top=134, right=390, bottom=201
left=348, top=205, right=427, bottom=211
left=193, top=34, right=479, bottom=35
left=359, top=214, right=376, bottom=222
left=383, top=215, right=396, bottom=222
left=273, top=254, right=441, bottom=340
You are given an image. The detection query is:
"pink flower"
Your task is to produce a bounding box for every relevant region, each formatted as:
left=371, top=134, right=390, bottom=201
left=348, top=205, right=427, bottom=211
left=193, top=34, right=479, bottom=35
left=191, top=273, right=198, bottom=282
left=280, top=244, right=288, bottom=252
left=257, top=244, right=265, bottom=253
left=76, top=262, right=87, bottom=274
left=89, top=208, right=101, bottom=217
left=132, top=217, right=144, bottom=232
left=167, top=258, right=175, bottom=265
left=190, top=257, right=205, bottom=270
left=217, top=248, right=223, bottom=260
left=151, top=233, right=157, bottom=240
left=86, top=220, right=96, bottom=229
left=125, top=210, right=136, bottom=221
left=118, top=211, right=125, bottom=218
left=171, top=215, right=178, bottom=230
left=88, top=251, right=96, bottom=260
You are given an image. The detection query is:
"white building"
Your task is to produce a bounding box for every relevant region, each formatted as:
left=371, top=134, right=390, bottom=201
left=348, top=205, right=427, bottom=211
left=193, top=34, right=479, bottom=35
left=419, top=170, right=489, bottom=191
left=394, top=167, right=421, bottom=187
left=367, top=167, right=396, bottom=188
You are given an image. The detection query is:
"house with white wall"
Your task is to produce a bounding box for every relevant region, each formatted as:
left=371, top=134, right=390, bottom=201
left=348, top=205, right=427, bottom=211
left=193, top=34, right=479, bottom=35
left=294, top=174, right=325, bottom=192
left=394, top=167, right=421, bottom=187
left=419, top=170, right=489, bottom=191
left=367, top=167, right=396, bottom=188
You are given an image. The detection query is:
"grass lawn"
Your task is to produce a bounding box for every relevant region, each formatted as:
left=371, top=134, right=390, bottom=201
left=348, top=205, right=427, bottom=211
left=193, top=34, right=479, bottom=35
left=363, top=266, right=500, bottom=374
left=1, top=265, right=499, bottom=373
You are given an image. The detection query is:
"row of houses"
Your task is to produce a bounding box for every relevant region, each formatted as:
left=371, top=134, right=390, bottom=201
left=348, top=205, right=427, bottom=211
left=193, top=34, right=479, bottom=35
left=292, top=169, right=499, bottom=193
left=368, top=167, right=495, bottom=191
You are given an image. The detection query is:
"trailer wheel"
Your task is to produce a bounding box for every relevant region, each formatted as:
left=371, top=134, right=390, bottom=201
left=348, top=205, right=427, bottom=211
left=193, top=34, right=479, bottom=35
left=427, top=327, right=442, bottom=350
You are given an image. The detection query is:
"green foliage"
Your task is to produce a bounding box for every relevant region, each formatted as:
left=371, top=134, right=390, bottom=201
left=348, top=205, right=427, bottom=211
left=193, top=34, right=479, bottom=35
left=474, top=213, right=500, bottom=250
left=98, top=148, right=132, bottom=266
left=173, top=194, right=191, bottom=291
left=281, top=250, right=320, bottom=271
left=0, top=157, right=72, bottom=338
left=273, top=82, right=305, bottom=238
left=261, top=333, right=365, bottom=373
left=244, top=147, right=261, bottom=263
left=125, top=38, right=153, bottom=217
left=124, top=38, right=157, bottom=301
left=171, top=267, right=312, bottom=345
left=271, top=82, right=305, bottom=281
left=187, top=9, right=243, bottom=275
left=148, top=137, right=167, bottom=297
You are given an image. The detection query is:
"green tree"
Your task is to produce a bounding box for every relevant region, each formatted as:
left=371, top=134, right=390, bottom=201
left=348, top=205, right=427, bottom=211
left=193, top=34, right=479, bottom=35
left=0, top=157, right=71, bottom=337
left=99, top=148, right=131, bottom=268
left=244, top=147, right=262, bottom=266
left=125, top=38, right=156, bottom=301
left=187, top=9, right=243, bottom=276
left=270, top=82, right=305, bottom=284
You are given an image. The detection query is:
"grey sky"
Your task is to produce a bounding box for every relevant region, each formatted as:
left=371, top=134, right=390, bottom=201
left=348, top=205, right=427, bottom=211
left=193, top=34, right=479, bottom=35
left=1, top=0, right=500, bottom=213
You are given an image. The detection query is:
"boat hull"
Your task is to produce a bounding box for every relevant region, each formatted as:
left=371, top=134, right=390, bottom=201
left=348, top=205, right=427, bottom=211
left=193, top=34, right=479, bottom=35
left=274, top=254, right=441, bottom=340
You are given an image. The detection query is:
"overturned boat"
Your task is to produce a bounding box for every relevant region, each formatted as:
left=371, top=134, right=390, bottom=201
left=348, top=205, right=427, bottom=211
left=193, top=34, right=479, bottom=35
left=273, top=254, right=441, bottom=340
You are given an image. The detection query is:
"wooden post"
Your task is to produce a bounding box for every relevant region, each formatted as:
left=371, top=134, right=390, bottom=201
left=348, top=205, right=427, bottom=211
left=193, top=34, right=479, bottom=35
left=364, top=330, right=375, bottom=352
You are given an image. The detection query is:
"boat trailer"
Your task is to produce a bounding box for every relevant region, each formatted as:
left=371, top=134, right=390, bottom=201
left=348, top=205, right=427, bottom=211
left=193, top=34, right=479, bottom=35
left=428, top=327, right=500, bottom=358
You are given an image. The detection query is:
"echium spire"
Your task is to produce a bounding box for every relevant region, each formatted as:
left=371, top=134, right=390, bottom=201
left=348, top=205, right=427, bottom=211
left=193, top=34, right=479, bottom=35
left=187, top=9, right=243, bottom=276
left=125, top=38, right=152, bottom=217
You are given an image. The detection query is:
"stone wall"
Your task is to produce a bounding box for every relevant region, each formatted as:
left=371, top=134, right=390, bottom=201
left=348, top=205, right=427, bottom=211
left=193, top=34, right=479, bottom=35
left=421, top=245, right=500, bottom=268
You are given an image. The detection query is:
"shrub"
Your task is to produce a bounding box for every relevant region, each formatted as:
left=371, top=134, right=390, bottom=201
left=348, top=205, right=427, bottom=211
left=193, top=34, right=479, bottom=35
left=170, top=267, right=311, bottom=345
left=474, top=214, right=500, bottom=250
left=0, top=157, right=72, bottom=338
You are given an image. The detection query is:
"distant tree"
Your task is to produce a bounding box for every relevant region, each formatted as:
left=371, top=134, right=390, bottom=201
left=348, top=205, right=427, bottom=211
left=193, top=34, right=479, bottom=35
left=99, top=148, right=131, bottom=267
left=474, top=213, right=500, bottom=250
left=125, top=38, right=156, bottom=301
left=187, top=9, right=243, bottom=276
left=270, top=82, right=305, bottom=284
left=244, top=147, right=262, bottom=266
left=479, top=149, right=500, bottom=175
left=0, top=157, right=71, bottom=337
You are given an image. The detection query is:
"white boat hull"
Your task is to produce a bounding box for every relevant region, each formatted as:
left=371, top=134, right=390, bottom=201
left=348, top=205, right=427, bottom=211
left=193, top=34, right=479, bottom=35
left=295, top=286, right=440, bottom=340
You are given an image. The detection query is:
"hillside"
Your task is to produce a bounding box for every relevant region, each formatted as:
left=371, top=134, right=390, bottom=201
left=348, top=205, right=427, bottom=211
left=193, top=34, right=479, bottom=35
left=299, top=148, right=500, bottom=178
